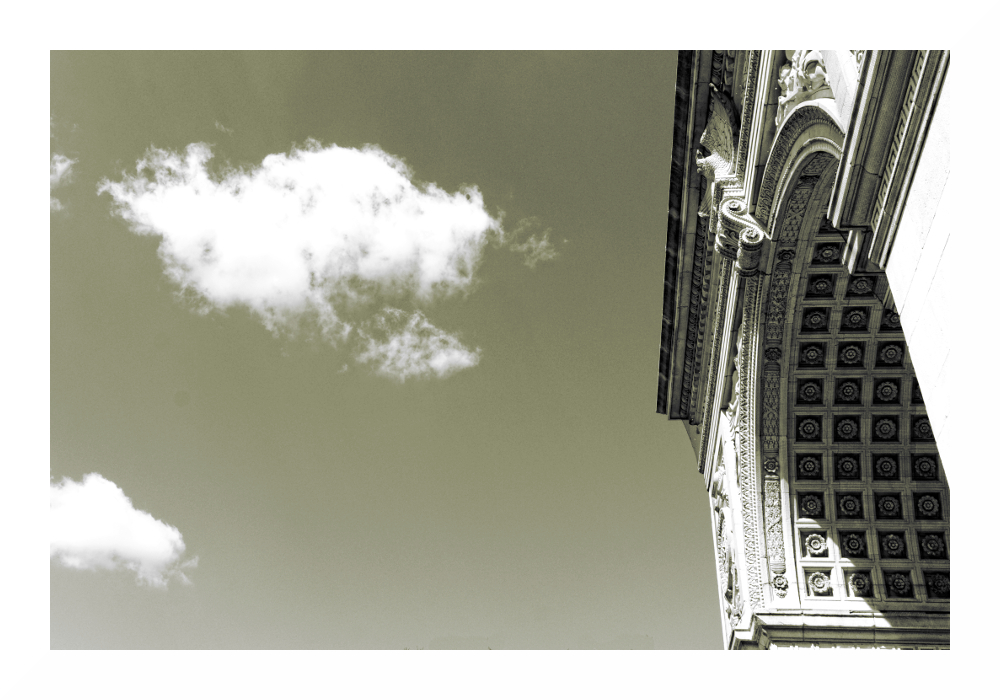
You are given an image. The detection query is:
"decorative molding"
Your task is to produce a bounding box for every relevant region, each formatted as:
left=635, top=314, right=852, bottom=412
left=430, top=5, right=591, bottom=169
left=765, top=259, right=794, bottom=342
left=776, top=154, right=834, bottom=241
left=710, top=50, right=737, bottom=93
left=688, top=241, right=714, bottom=421
left=697, top=257, right=735, bottom=473
left=761, top=367, right=782, bottom=454
left=678, top=218, right=710, bottom=420
left=735, top=50, right=761, bottom=181
left=735, top=273, right=765, bottom=611
left=656, top=50, right=695, bottom=417
left=761, top=342, right=783, bottom=455
left=757, top=107, right=844, bottom=232
left=870, top=50, right=929, bottom=236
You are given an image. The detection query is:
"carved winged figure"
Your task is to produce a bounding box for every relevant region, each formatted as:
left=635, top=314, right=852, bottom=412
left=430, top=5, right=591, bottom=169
left=696, top=86, right=738, bottom=223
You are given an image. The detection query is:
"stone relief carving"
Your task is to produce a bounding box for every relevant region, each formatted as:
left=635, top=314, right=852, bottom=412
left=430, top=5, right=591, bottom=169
left=764, top=480, right=786, bottom=569
left=775, top=50, right=835, bottom=126
left=696, top=86, right=738, bottom=228
left=764, top=252, right=795, bottom=341
left=694, top=86, right=767, bottom=271
left=725, top=322, right=744, bottom=430
left=711, top=462, right=743, bottom=626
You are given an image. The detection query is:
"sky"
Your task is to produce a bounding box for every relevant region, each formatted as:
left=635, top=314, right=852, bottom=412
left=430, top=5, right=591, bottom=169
left=49, top=51, right=722, bottom=650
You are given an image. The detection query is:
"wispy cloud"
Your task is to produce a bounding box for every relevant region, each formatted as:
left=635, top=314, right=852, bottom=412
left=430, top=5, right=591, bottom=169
left=50, top=153, right=76, bottom=211
left=504, top=216, right=559, bottom=269
left=214, top=121, right=234, bottom=135
left=98, top=140, right=556, bottom=380
left=51, top=473, right=197, bottom=588
left=357, top=308, right=480, bottom=380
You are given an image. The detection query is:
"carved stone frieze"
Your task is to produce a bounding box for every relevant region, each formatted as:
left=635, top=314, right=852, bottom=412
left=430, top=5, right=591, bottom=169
left=711, top=459, right=743, bottom=627
left=775, top=50, right=835, bottom=127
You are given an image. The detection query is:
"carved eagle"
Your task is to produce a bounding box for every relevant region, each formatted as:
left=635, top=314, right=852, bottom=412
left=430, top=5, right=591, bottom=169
left=696, top=86, right=739, bottom=220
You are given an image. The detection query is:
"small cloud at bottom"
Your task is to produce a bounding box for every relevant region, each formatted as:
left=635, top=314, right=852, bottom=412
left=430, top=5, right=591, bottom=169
left=50, top=473, right=197, bottom=589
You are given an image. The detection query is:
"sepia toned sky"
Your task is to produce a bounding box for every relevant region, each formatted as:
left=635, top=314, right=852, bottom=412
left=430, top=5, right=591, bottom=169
left=49, top=51, right=721, bottom=650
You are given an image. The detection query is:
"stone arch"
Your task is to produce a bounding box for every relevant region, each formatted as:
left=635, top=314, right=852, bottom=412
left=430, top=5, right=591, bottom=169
left=723, top=102, right=847, bottom=614
left=748, top=102, right=949, bottom=609
left=755, top=100, right=844, bottom=232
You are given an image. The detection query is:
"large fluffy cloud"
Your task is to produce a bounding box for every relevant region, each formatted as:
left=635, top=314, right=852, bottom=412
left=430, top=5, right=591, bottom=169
left=98, top=141, right=556, bottom=380
left=51, top=474, right=197, bottom=588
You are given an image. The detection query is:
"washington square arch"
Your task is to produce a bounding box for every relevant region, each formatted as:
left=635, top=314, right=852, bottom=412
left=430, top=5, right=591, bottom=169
left=656, top=51, right=951, bottom=649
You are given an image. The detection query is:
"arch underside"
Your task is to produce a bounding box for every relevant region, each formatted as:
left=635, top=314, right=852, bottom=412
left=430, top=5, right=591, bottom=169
left=756, top=145, right=950, bottom=613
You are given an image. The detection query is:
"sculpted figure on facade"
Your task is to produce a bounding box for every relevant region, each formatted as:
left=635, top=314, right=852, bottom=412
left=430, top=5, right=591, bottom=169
left=711, top=461, right=742, bottom=626
left=694, top=86, right=767, bottom=271
left=695, top=86, right=743, bottom=258
left=724, top=323, right=743, bottom=430
left=775, top=50, right=834, bottom=126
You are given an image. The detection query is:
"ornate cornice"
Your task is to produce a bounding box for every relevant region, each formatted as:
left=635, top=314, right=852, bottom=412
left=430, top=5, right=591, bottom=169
left=656, top=51, right=695, bottom=417
left=679, top=218, right=711, bottom=420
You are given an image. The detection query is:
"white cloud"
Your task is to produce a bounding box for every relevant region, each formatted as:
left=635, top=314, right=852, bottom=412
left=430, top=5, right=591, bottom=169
left=51, top=473, right=196, bottom=589
left=214, top=121, right=234, bottom=135
left=51, top=153, right=76, bottom=211
left=98, top=140, right=557, bottom=379
left=357, top=308, right=480, bottom=381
